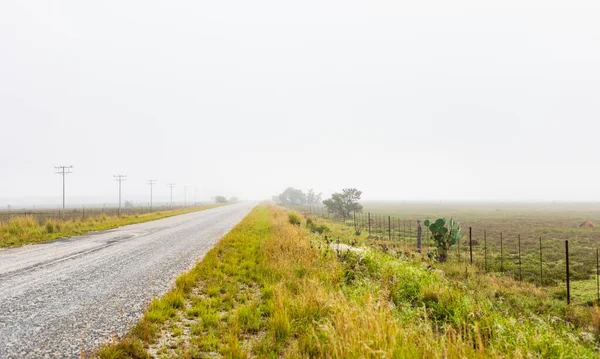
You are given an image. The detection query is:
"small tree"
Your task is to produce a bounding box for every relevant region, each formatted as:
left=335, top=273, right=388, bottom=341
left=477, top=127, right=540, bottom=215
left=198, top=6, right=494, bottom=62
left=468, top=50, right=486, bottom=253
left=322, top=188, right=363, bottom=219
left=278, top=187, right=307, bottom=206
left=215, top=196, right=227, bottom=203
left=423, top=217, right=461, bottom=262
left=306, top=189, right=322, bottom=205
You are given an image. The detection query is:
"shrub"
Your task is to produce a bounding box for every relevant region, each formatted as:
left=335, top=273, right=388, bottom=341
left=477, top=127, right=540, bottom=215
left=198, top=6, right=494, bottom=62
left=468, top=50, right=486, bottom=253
left=315, top=225, right=329, bottom=234
left=306, top=217, right=329, bottom=234
left=306, top=217, right=317, bottom=232
left=45, top=221, right=55, bottom=234
left=288, top=212, right=301, bottom=226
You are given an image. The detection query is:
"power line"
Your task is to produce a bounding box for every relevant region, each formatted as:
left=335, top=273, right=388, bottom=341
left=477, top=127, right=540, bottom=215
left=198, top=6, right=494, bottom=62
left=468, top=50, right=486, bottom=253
left=167, top=183, right=176, bottom=208
left=114, top=175, right=127, bottom=216
left=147, top=180, right=157, bottom=211
left=55, top=166, right=73, bottom=209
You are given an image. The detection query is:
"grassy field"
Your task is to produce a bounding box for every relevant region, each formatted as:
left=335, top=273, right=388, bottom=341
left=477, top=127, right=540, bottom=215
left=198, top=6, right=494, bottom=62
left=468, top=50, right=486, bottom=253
left=305, top=201, right=600, bottom=305
left=0, top=204, right=222, bottom=248
left=98, top=205, right=600, bottom=358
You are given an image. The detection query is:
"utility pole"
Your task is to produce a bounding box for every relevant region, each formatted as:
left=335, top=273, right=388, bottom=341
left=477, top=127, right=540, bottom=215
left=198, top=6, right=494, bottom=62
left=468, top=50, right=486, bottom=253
left=55, top=166, right=73, bottom=209
left=113, top=175, right=127, bottom=216
left=147, top=180, right=157, bottom=211
left=184, top=185, right=190, bottom=207
left=167, top=183, right=176, bottom=208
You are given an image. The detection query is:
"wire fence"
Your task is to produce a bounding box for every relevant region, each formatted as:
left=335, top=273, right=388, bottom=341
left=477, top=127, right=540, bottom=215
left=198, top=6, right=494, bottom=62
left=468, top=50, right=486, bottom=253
left=299, top=205, right=600, bottom=306
left=0, top=205, right=194, bottom=224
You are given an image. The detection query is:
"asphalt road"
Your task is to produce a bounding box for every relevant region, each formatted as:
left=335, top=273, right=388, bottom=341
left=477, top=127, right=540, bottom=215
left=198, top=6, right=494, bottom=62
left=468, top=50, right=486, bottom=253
left=0, top=202, right=256, bottom=358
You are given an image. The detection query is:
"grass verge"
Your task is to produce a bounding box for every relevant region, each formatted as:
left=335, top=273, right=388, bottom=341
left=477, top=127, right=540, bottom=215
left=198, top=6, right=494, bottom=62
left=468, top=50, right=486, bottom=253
left=98, top=206, right=600, bottom=358
left=0, top=205, right=222, bottom=248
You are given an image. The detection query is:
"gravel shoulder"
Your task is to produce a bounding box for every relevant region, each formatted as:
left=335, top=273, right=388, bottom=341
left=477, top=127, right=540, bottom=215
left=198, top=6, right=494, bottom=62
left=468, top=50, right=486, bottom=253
left=0, top=202, right=256, bottom=359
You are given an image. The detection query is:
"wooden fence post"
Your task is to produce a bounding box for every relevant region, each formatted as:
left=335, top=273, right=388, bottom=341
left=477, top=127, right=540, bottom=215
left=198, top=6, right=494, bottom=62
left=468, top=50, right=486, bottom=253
left=469, top=227, right=473, bottom=264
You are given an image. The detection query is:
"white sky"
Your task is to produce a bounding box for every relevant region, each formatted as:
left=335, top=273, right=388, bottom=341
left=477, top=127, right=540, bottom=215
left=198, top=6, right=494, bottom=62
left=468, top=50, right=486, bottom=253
left=1, top=1, right=599, bottom=206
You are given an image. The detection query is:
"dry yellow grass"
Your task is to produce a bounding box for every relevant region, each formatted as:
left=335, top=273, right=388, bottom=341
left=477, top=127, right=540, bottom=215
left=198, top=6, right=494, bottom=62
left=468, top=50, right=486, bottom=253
left=0, top=205, right=221, bottom=248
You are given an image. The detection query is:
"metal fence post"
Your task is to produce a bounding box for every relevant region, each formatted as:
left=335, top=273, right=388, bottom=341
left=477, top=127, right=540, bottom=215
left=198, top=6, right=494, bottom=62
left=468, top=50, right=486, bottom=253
left=484, top=229, right=487, bottom=271
left=500, top=232, right=504, bottom=272
left=388, top=216, right=391, bottom=241
left=368, top=212, right=371, bottom=236
left=518, top=234, right=522, bottom=281
left=566, top=240, right=570, bottom=305
left=417, top=220, right=422, bottom=253
left=539, top=237, right=543, bottom=286
left=457, top=229, right=461, bottom=262
left=596, top=247, right=600, bottom=303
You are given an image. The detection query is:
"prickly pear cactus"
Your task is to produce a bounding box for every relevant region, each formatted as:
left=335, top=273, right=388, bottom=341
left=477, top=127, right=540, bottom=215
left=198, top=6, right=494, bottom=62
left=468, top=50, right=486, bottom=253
left=423, top=217, right=461, bottom=262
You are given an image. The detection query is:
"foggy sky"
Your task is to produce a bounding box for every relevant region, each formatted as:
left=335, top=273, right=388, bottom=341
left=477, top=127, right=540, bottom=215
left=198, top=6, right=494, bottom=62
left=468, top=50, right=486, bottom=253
left=1, top=1, right=600, bottom=206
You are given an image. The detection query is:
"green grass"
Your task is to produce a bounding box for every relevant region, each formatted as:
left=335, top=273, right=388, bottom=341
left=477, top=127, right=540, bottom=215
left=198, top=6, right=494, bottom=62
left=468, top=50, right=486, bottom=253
left=98, top=206, right=600, bottom=358
left=0, top=205, right=222, bottom=248
left=308, top=201, right=600, bottom=305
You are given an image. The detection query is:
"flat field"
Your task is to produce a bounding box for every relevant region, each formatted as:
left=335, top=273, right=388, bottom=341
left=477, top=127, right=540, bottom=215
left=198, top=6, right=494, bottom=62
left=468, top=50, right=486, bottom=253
left=0, top=204, right=222, bottom=248
left=309, top=201, right=600, bottom=305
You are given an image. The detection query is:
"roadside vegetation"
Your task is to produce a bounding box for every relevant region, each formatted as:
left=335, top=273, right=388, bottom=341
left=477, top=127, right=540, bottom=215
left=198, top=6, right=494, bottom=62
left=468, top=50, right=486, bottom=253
left=0, top=205, right=221, bottom=248
left=330, top=201, right=600, bottom=305
left=99, top=205, right=600, bottom=358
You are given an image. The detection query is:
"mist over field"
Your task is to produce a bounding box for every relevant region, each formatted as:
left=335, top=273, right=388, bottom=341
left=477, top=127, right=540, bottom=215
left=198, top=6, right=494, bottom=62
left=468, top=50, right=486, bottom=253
left=1, top=1, right=599, bottom=205
left=4, top=2, right=600, bottom=358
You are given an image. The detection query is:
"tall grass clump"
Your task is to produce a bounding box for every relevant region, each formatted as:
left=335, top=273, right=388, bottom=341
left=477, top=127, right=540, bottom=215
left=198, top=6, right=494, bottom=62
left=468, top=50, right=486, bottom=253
left=288, top=211, right=301, bottom=226
left=44, top=220, right=56, bottom=234
left=6, top=216, right=39, bottom=235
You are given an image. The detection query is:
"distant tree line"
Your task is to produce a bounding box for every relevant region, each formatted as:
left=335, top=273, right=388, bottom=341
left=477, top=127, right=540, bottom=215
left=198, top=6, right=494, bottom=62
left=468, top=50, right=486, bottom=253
left=274, top=187, right=363, bottom=220
left=215, top=196, right=239, bottom=204
left=274, top=187, right=322, bottom=206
